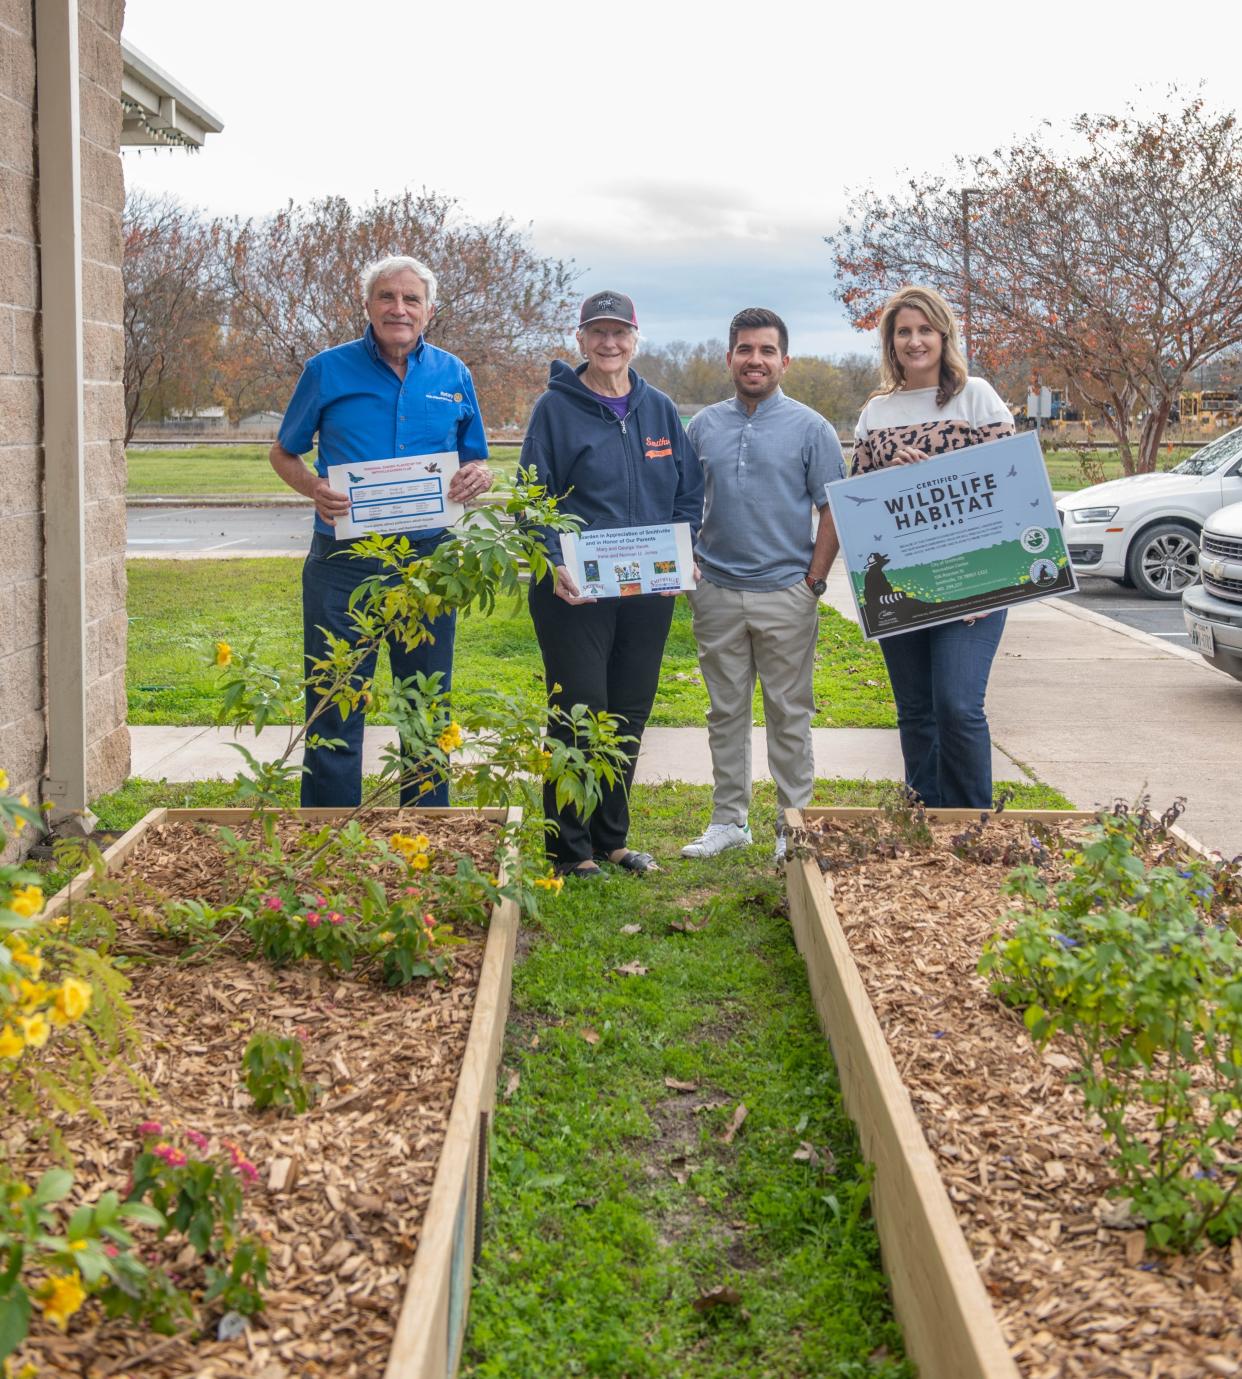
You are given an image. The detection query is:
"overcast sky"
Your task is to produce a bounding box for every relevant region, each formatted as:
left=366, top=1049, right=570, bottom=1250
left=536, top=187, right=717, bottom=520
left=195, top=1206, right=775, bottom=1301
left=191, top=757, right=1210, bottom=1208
left=121, top=0, right=1236, bottom=358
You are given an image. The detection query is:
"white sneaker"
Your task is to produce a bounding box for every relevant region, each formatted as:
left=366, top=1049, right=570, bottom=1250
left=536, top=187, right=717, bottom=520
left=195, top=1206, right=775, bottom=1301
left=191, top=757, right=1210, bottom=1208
left=681, top=822, right=753, bottom=858
left=773, top=833, right=788, bottom=865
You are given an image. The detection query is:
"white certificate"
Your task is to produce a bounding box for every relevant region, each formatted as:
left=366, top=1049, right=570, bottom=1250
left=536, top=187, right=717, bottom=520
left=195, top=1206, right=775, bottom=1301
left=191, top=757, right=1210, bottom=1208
left=325, top=452, right=463, bottom=541
left=560, top=522, right=696, bottom=598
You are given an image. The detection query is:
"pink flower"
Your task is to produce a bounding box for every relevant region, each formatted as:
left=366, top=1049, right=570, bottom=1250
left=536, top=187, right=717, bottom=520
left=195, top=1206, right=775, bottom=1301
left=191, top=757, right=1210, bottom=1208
left=404, top=886, right=419, bottom=896
left=306, top=911, right=321, bottom=929
left=153, top=1144, right=187, bottom=1167
left=328, top=911, right=344, bottom=926
left=423, top=912, right=436, bottom=929
left=138, top=1120, right=162, bottom=1136
left=104, top=1243, right=119, bottom=1258
left=185, top=1130, right=209, bottom=1153
left=238, top=1160, right=259, bottom=1185
left=315, top=895, right=327, bottom=907
left=263, top=894, right=283, bottom=911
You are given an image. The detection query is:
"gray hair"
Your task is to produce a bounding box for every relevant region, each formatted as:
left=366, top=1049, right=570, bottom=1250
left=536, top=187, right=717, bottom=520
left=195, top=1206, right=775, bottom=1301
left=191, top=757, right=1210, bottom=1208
left=360, top=255, right=438, bottom=307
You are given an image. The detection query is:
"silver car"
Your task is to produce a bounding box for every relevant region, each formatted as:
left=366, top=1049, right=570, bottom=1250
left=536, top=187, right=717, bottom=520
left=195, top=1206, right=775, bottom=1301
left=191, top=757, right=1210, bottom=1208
left=1182, top=501, right=1242, bottom=682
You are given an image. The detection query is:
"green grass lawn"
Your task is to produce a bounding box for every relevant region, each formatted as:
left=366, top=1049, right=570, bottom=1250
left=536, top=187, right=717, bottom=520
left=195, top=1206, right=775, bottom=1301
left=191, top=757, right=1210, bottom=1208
left=128, top=442, right=1196, bottom=498
left=1042, top=446, right=1191, bottom=490
left=126, top=446, right=523, bottom=496
left=126, top=559, right=896, bottom=729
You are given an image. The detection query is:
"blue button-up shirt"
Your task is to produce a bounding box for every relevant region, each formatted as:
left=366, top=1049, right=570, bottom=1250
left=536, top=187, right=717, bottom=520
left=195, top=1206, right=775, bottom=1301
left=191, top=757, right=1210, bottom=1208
left=278, top=326, right=489, bottom=538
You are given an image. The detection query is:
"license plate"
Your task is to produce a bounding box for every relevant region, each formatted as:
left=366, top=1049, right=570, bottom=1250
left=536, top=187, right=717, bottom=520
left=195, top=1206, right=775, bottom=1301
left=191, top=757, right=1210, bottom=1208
left=1189, top=619, right=1216, bottom=655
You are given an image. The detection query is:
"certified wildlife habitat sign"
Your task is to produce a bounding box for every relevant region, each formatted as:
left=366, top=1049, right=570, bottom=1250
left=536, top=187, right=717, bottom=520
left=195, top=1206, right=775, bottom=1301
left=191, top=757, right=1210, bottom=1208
left=826, top=430, right=1076, bottom=640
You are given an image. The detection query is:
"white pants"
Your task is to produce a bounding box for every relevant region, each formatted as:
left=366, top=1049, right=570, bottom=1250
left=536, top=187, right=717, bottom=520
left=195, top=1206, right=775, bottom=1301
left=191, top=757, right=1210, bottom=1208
left=688, top=577, right=820, bottom=825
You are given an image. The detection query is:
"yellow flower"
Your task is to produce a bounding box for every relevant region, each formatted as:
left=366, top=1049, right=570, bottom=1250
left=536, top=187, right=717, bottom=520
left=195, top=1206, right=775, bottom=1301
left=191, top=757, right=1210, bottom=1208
left=37, top=1270, right=86, bottom=1330
left=214, top=641, right=233, bottom=667
left=417, top=780, right=433, bottom=796
left=18, top=978, right=50, bottom=1008
left=411, top=853, right=430, bottom=872
left=9, top=885, right=43, bottom=918
left=14, top=795, right=29, bottom=833
left=0, top=1025, right=24, bottom=1059
left=390, top=832, right=433, bottom=865
left=54, top=977, right=91, bottom=1024
left=18, top=1012, right=49, bottom=1049
left=436, top=722, right=463, bottom=753
left=533, top=873, right=564, bottom=894
left=0, top=767, right=7, bottom=791
left=12, top=949, right=43, bottom=978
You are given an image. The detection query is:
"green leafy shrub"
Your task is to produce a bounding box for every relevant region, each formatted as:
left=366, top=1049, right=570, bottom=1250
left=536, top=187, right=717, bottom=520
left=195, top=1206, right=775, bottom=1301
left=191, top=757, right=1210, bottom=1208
left=126, top=1124, right=267, bottom=1316
left=980, top=808, right=1242, bottom=1250
left=242, top=1031, right=315, bottom=1114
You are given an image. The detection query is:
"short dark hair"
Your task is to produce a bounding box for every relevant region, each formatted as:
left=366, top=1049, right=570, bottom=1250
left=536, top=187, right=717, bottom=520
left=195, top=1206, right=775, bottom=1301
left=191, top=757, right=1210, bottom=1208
left=729, top=307, right=788, bottom=356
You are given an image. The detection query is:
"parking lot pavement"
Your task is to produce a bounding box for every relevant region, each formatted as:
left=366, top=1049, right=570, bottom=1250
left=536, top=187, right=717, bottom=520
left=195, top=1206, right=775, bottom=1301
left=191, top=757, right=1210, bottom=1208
left=1064, top=575, right=1192, bottom=645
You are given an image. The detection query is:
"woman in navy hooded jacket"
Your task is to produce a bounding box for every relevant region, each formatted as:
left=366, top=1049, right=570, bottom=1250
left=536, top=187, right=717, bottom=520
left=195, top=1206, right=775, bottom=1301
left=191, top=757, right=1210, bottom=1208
left=523, top=291, right=704, bottom=879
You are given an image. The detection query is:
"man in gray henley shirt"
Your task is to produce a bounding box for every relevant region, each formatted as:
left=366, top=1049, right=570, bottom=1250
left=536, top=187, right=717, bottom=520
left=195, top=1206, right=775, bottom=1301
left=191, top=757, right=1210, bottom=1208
left=682, top=308, right=844, bottom=863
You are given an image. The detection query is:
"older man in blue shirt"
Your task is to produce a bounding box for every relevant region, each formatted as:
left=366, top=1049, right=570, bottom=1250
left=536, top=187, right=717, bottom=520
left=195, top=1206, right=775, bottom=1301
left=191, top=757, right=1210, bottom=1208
left=270, top=254, right=493, bottom=807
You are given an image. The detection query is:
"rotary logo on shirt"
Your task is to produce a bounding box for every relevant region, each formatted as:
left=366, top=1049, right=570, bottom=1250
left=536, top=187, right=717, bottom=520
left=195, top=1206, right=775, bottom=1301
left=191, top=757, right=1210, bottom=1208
left=427, top=390, right=464, bottom=403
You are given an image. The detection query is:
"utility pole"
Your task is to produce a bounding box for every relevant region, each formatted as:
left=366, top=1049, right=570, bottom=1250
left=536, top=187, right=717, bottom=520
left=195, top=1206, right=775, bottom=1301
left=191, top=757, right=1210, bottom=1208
left=960, top=187, right=983, bottom=373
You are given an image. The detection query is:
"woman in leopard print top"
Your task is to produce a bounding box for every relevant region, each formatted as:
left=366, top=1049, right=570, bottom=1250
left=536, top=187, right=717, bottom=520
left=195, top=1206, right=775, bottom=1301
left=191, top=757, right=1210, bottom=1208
left=852, top=285, right=1015, bottom=808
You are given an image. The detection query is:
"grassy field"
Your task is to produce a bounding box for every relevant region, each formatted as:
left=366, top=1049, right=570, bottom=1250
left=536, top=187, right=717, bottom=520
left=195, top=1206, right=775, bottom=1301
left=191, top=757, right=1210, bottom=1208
left=126, top=446, right=523, bottom=496
left=126, top=559, right=896, bottom=728
left=127, top=442, right=1195, bottom=497
left=1043, top=446, right=1191, bottom=490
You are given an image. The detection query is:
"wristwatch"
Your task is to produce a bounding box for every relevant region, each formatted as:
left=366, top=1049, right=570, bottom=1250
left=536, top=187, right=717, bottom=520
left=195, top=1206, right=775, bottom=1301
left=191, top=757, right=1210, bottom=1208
left=805, top=573, right=827, bottom=596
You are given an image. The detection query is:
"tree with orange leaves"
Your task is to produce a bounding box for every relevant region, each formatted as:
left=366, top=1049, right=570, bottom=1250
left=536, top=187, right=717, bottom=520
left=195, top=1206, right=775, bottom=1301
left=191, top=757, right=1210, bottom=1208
left=829, top=93, right=1242, bottom=473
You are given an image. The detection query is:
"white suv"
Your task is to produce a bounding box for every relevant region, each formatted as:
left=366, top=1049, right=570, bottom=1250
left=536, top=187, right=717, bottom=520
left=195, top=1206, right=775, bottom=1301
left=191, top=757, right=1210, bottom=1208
left=1056, top=425, right=1242, bottom=599
left=1182, top=502, right=1242, bottom=682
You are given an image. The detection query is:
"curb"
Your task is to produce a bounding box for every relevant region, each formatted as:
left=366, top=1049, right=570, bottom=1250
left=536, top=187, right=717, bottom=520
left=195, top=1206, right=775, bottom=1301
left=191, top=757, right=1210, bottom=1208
left=1046, top=594, right=1237, bottom=678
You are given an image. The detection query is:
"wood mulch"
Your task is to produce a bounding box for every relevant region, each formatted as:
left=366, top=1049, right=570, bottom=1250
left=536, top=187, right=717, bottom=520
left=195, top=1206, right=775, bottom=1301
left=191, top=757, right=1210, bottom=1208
left=801, top=813, right=1242, bottom=1379
left=7, top=810, right=500, bottom=1379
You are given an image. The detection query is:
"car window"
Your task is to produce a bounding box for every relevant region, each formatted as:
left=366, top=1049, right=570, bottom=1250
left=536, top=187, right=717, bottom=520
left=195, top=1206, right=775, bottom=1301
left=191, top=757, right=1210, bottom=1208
left=1171, top=428, right=1242, bottom=476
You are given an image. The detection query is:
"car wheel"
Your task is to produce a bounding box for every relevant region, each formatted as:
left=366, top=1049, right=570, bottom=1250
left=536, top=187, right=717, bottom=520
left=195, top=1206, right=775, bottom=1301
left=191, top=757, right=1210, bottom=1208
left=1125, top=522, right=1200, bottom=600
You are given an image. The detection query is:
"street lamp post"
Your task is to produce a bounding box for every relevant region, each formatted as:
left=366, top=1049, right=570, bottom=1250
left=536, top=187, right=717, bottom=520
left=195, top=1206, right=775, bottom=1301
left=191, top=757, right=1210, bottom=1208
left=960, top=187, right=984, bottom=373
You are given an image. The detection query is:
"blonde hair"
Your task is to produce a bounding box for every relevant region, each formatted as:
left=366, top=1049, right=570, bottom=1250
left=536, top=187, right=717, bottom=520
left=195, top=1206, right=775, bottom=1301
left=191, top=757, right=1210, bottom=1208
left=877, top=285, right=968, bottom=408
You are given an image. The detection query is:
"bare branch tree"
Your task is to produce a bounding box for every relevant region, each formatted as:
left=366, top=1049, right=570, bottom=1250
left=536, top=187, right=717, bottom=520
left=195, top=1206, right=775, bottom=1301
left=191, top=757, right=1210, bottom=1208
left=221, top=189, right=577, bottom=428
left=829, top=92, right=1242, bottom=472
left=121, top=190, right=221, bottom=443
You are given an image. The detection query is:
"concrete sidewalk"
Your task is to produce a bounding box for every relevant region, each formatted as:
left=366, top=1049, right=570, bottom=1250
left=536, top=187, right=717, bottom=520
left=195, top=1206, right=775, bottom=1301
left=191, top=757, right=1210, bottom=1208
left=124, top=563, right=1242, bottom=858
left=128, top=723, right=1010, bottom=794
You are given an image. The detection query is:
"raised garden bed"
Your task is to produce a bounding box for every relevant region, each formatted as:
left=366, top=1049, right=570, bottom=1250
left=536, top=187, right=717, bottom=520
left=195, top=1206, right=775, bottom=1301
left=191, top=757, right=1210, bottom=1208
left=13, top=806, right=519, bottom=1379
left=784, top=806, right=1242, bottom=1379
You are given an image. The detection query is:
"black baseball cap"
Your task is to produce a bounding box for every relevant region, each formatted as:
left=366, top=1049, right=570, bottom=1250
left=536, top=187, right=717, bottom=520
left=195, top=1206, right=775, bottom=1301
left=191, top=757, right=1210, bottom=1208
left=579, top=290, right=638, bottom=329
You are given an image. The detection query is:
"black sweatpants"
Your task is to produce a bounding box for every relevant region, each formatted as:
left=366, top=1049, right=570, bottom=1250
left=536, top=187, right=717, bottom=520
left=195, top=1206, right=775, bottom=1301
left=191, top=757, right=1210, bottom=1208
left=528, top=576, right=676, bottom=867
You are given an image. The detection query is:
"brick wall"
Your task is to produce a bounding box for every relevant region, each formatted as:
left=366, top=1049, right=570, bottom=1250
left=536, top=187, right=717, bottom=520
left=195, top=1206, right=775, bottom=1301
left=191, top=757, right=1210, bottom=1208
left=0, top=0, right=129, bottom=820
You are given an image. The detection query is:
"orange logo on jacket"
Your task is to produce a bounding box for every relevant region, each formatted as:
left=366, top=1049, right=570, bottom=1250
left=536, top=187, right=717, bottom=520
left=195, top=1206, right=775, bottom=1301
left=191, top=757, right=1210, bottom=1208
left=645, top=434, right=672, bottom=460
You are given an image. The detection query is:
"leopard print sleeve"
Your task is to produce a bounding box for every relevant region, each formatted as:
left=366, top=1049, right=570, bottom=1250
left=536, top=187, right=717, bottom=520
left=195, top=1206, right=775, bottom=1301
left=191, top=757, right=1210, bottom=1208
left=974, top=419, right=1015, bottom=444
left=850, top=431, right=877, bottom=476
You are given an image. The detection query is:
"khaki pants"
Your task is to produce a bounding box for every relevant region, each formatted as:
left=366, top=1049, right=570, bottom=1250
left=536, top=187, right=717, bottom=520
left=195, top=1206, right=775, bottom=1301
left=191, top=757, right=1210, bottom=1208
left=688, top=576, right=820, bottom=825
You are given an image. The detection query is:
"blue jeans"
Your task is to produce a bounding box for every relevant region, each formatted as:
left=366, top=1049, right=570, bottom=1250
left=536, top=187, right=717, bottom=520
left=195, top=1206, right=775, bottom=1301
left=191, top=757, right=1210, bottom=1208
left=878, top=612, right=1007, bottom=809
left=300, top=531, right=456, bottom=808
